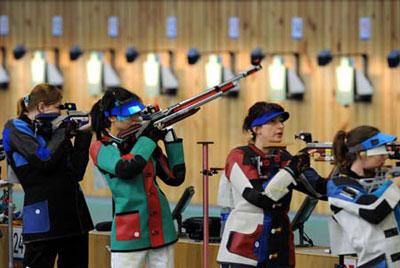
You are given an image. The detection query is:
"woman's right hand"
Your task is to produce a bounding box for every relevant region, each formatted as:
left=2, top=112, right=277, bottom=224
left=391, top=176, right=400, bottom=188
left=285, top=151, right=310, bottom=177
left=142, top=124, right=166, bottom=142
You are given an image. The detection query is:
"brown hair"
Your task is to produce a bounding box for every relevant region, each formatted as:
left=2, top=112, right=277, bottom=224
left=333, top=125, right=380, bottom=174
left=17, top=83, right=62, bottom=118
left=242, top=102, right=287, bottom=142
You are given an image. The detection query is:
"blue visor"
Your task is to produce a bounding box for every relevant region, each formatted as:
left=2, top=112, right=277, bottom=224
left=348, top=132, right=397, bottom=153
left=250, top=111, right=289, bottom=128
left=104, top=99, right=145, bottom=118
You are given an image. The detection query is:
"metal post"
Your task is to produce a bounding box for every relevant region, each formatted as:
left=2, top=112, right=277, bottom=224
left=7, top=183, right=13, bottom=268
left=197, top=141, right=213, bottom=268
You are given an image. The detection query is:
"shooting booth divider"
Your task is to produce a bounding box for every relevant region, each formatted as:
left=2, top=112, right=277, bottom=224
left=0, top=138, right=17, bottom=268
left=172, top=185, right=195, bottom=235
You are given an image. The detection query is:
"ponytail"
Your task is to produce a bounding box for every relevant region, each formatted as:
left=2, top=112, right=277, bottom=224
left=332, top=125, right=380, bottom=174
left=333, top=130, right=354, bottom=173
left=17, top=97, right=28, bottom=118
left=90, top=99, right=110, bottom=140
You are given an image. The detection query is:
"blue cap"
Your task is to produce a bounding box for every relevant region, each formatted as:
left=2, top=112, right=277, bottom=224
left=348, top=132, right=397, bottom=153
left=250, top=110, right=289, bottom=128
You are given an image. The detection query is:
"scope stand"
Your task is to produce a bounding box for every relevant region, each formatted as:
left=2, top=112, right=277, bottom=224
left=7, top=183, right=13, bottom=268
left=197, top=141, right=223, bottom=268
left=197, top=141, right=213, bottom=268
left=296, top=224, right=314, bottom=247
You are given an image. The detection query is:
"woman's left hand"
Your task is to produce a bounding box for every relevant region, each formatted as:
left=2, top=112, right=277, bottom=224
left=78, top=115, right=92, bottom=132
left=286, top=151, right=310, bottom=177
left=391, top=176, right=400, bottom=188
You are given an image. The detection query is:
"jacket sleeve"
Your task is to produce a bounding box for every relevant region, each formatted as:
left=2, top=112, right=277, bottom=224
left=292, top=168, right=328, bottom=200
left=155, top=139, right=185, bottom=186
left=225, top=149, right=277, bottom=209
left=90, top=136, right=156, bottom=180
left=5, top=124, right=67, bottom=171
left=66, top=131, right=93, bottom=181
left=217, top=171, right=235, bottom=208
left=327, top=178, right=400, bottom=224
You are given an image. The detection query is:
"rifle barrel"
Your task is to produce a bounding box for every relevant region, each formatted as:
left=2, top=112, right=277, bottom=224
left=119, top=65, right=263, bottom=140
left=155, top=65, right=262, bottom=126
left=173, top=65, right=261, bottom=112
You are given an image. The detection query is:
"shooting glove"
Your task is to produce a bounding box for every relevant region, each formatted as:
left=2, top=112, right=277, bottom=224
left=284, top=151, right=310, bottom=178
left=35, top=120, right=53, bottom=139
left=164, top=127, right=179, bottom=143
left=34, top=113, right=60, bottom=139
left=59, top=119, right=79, bottom=138
left=142, top=124, right=166, bottom=142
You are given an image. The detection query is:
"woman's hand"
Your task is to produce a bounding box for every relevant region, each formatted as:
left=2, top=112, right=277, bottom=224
left=164, top=127, right=178, bottom=142
left=285, top=151, right=310, bottom=177
left=391, top=176, right=400, bottom=188
left=78, top=115, right=92, bottom=132
left=142, top=124, right=166, bottom=142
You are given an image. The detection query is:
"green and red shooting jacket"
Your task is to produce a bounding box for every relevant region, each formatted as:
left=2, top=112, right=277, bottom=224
left=90, top=136, right=185, bottom=252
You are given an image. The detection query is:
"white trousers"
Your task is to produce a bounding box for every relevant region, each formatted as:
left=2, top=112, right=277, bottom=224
left=111, top=245, right=174, bottom=268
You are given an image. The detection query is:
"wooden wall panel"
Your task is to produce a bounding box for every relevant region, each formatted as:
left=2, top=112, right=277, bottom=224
left=0, top=0, right=399, bottom=215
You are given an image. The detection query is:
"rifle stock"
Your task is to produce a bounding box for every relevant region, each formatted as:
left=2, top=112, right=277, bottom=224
left=118, top=65, right=262, bottom=140
left=303, top=142, right=400, bottom=161
left=303, top=142, right=334, bottom=162
left=295, top=132, right=334, bottom=162
left=51, top=110, right=89, bottom=130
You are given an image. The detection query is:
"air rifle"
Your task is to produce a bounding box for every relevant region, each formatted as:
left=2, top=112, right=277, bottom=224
left=118, top=64, right=263, bottom=140
left=295, top=132, right=400, bottom=162
left=51, top=102, right=89, bottom=130
left=295, top=132, right=333, bottom=162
